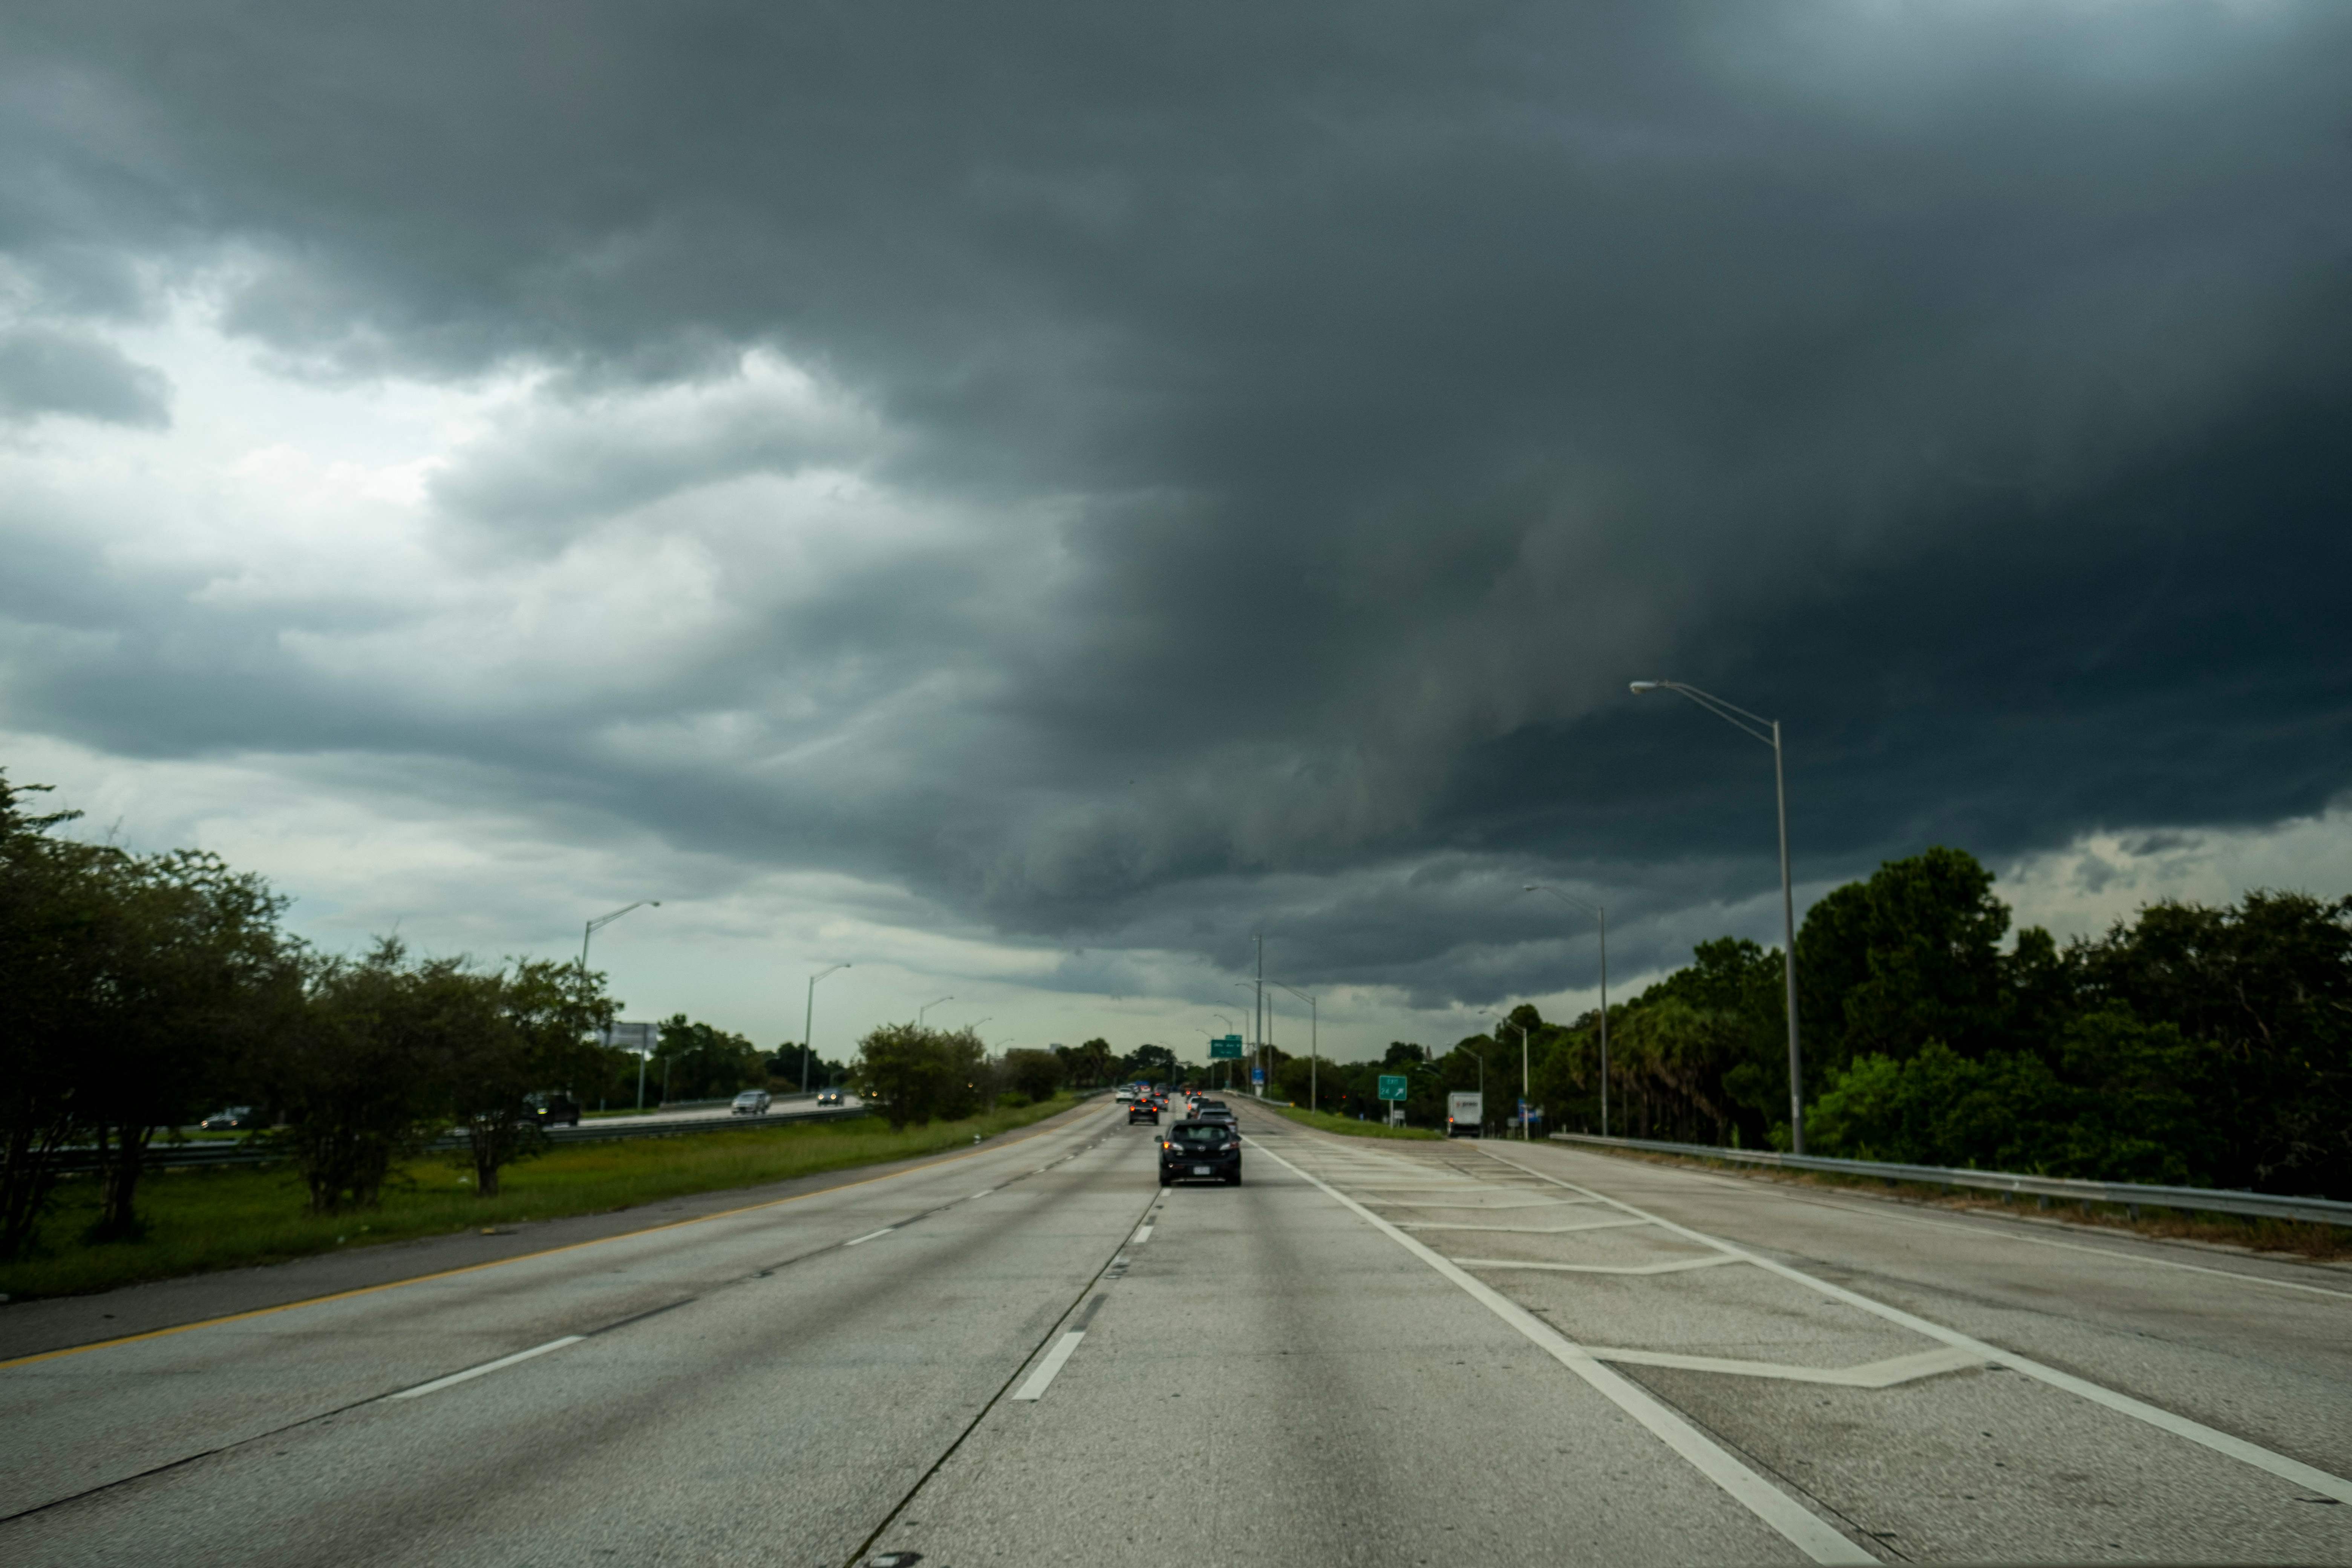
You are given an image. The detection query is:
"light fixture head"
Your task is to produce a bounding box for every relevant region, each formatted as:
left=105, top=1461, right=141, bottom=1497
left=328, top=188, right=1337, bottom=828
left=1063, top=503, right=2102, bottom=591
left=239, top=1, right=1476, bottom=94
left=1628, top=680, right=1661, bottom=694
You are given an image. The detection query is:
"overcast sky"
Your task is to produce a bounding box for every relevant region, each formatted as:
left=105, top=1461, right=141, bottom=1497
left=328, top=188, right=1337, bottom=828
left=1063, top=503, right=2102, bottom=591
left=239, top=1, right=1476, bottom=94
left=5, top=1, right=2349, bottom=1066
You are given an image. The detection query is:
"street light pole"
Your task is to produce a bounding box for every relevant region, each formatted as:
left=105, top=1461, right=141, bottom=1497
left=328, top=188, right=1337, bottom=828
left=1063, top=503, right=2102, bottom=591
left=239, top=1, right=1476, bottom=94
left=1268, top=981, right=1316, bottom=1110
left=802, top=963, right=850, bottom=1093
left=1496, top=1017, right=1530, bottom=1139
left=1525, top=885, right=1609, bottom=1137
left=918, top=995, right=953, bottom=1026
left=1631, top=679, right=1806, bottom=1154
left=580, top=900, right=662, bottom=1112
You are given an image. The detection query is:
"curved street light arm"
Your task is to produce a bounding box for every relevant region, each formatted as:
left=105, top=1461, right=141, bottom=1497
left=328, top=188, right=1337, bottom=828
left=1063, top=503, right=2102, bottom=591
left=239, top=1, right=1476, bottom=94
left=1632, top=679, right=1777, bottom=746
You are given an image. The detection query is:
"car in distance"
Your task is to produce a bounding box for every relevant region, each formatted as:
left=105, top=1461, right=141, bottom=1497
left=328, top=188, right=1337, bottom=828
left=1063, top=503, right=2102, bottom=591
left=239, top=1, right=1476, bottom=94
left=524, top=1092, right=582, bottom=1128
left=199, top=1106, right=264, bottom=1132
left=1193, top=1100, right=1237, bottom=1128
left=1160, top=1121, right=1241, bottom=1185
left=815, top=1088, right=845, bottom=1106
left=731, top=1089, right=773, bottom=1116
left=1114, top=1087, right=1136, bottom=1103
left=1128, top=1097, right=1161, bottom=1124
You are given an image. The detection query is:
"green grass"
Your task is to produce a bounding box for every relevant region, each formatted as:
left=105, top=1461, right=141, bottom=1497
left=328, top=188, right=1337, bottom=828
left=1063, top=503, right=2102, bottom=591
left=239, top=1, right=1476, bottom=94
left=1263, top=1104, right=1443, bottom=1140
left=0, top=1095, right=1089, bottom=1302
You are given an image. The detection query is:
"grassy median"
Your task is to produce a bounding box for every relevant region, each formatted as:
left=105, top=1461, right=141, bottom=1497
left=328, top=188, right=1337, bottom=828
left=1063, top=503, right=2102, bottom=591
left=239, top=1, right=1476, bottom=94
left=0, top=1095, right=1090, bottom=1302
left=1262, top=1104, right=1443, bottom=1141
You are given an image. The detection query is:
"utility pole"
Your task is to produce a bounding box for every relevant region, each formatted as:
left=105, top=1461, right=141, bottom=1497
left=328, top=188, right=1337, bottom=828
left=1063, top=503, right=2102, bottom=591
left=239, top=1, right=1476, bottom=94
left=1255, top=933, right=1265, bottom=1099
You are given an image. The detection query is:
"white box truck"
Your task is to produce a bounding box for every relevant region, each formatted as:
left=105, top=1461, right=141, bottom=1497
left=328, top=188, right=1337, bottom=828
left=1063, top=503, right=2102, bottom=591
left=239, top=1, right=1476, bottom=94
left=1447, top=1091, right=1483, bottom=1138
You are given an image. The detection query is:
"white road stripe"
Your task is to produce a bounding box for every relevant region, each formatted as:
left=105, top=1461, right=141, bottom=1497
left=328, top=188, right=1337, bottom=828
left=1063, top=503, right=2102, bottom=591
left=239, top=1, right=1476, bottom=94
left=388, top=1337, right=583, bottom=1401
left=1253, top=1141, right=1874, bottom=1565
left=1132, top=1224, right=1154, bottom=1244
left=1453, top=1254, right=1741, bottom=1275
left=1584, top=1344, right=1988, bottom=1388
left=845, top=1228, right=894, bottom=1246
left=1401, top=1217, right=1651, bottom=1235
left=1011, top=1331, right=1086, bottom=1401
left=1481, top=1147, right=2352, bottom=1507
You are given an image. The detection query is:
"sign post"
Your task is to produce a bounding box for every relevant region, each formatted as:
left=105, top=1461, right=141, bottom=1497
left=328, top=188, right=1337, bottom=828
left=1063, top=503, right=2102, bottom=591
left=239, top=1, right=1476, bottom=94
left=1378, top=1073, right=1408, bottom=1125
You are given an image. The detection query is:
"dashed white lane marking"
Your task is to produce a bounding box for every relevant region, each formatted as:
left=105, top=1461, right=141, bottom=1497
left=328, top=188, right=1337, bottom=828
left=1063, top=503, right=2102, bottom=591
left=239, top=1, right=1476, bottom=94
left=1584, top=1344, right=1988, bottom=1388
left=389, top=1337, right=583, bottom=1401
left=1480, top=1146, right=2352, bottom=1508
left=1453, top=1254, right=1741, bottom=1276
left=845, top=1228, right=895, bottom=1246
left=1011, top=1332, right=1086, bottom=1401
left=1132, top=1224, right=1154, bottom=1244
left=1251, top=1141, right=1874, bottom=1565
left=970, top=1189, right=996, bottom=1199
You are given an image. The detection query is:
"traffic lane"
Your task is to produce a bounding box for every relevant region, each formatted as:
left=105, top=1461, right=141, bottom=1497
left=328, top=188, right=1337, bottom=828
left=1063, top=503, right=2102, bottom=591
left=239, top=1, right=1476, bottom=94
left=0, top=1092, right=1065, bottom=1365
left=0, top=1123, right=1159, bottom=1566
left=0, top=1105, right=1126, bottom=1519
left=861, top=1121, right=1812, bottom=1568
left=577, top=1092, right=865, bottom=1129
left=1283, top=1133, right=2352, bottom=1564
left=1485, top=1141, right=2352, bottom=1475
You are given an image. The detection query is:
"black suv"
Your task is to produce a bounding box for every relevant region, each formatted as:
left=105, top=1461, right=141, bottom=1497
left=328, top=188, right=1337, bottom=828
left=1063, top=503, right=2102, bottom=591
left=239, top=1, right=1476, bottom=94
left=1128, top=1098, right=1160, bottom=1124
left=525, top=1092, right=583, bottom=1128
left=1160, top=1121, right=1241, bottom=1185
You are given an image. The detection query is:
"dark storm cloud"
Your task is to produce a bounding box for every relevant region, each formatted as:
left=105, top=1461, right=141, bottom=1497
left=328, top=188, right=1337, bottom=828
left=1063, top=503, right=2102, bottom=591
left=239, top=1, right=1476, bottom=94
left=4, top=0, right=2350, bottom=1001
left=0, top=326, right=170, bottom=426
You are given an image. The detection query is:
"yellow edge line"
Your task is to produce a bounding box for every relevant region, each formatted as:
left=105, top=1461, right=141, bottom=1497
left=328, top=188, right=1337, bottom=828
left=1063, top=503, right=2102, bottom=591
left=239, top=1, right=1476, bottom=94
left=0, top=1102, right=1110, bottom=1373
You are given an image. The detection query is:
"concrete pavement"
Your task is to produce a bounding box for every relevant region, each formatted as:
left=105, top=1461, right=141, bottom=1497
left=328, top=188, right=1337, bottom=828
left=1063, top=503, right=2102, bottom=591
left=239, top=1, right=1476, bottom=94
left=3, top=1098, right=2347, bottom=1565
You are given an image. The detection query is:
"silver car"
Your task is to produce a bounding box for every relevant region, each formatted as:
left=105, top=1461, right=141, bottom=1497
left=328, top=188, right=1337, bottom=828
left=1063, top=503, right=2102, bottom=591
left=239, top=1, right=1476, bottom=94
left=731, top=1089, right=772, bottom=1115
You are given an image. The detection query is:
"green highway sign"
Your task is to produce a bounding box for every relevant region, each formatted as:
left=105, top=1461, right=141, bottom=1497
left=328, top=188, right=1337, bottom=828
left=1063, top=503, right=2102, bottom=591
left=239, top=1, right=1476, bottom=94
left=1377, top=1074, right=1408, bottom=1101
left=1210, top=1035, right=1245, bottom=1059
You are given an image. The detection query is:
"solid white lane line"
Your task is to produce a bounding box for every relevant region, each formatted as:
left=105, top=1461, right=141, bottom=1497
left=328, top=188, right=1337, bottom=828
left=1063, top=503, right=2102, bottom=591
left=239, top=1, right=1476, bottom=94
left=1582, top=1344, right=1988, bottom=1389
left=1453, top=1254, right=1741, bottom=1276
left=1481, top=1147, right=2352, bottom=1506
left=1401, top=1217, right=1651, bottom=1235
left=1011, top=1332, right=1086, bottom=1401
left=388, top=1337, right=583, bottom=1401
left=1252, top=1142, right=1874, bottom=1565
left=1132, top=1224, right=1154, bottom=1244
left=845, top=1228, right=895, bottom=1246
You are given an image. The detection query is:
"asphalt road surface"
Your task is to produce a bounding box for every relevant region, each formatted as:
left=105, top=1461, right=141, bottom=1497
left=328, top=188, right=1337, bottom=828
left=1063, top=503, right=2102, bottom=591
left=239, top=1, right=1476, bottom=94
left=3, top=1098, right=2347, bottom=1566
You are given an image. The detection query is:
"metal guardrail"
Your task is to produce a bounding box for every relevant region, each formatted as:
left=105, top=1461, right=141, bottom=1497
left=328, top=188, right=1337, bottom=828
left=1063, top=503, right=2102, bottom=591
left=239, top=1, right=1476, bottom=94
left=53, top=1104, right=874, bottom=1174
left=1547, top=1132, right=2352, bottom=1229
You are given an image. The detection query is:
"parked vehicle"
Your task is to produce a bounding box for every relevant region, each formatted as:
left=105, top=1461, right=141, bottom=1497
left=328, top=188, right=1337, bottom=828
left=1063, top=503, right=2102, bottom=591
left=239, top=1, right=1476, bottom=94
left=1447, top=1091, right=1483, bottom=1138
left=1160, top=1121, right=1241, bottom=1185
left=731, top=1089, right=772, bottom=1115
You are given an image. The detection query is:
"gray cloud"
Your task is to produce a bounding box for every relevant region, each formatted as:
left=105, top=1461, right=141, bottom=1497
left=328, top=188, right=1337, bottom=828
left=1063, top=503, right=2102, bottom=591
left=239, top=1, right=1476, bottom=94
left=0, top=325, right=169, bottom=426
left=3, top=0, right=2350, bottom=1007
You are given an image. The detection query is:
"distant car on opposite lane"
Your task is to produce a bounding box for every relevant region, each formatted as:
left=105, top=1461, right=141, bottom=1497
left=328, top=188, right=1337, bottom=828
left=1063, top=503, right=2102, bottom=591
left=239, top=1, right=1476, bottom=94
left=815, top=1088, right=845, bottom=1106
left=525, top=1092, right=582, bottom=1128
left=731, top=1089, right=772, bottom=1115
left=199, top=1106, right=264, bottom=1132
left=1160, top=1120, right=1242, bottom=1185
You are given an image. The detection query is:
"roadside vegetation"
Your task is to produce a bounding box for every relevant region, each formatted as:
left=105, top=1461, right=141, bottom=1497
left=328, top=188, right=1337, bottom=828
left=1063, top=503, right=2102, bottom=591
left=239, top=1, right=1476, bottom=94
left=0, top=1094, right=1087, bottom=1301
left=1262, top=1104, right=1441, bottom=1141
left=1274, top=848, right=2349, bottom=1204
left=0, top=767, right=1115, bottom=1279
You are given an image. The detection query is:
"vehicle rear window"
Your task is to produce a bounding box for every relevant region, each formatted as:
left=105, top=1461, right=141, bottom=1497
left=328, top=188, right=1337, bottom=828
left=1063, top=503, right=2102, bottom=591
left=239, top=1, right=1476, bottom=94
left=1171, top=1124, right=1231, bottom=1144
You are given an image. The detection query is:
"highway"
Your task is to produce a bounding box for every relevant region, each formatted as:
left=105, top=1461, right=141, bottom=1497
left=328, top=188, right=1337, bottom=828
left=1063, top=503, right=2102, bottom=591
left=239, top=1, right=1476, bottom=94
left=2, top=1097, right=2347, bottom=1565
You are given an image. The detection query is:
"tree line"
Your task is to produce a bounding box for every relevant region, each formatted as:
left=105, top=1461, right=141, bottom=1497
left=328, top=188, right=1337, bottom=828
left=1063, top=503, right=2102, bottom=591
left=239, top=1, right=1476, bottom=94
left=1300, top=848, right=2348, bottom=1199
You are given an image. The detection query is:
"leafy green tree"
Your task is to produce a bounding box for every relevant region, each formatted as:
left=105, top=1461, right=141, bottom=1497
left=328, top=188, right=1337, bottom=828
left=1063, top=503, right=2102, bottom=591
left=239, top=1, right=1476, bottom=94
left=1054, top=1038, right=1116, bottom=1088
left=446, top=959, right=611, bottom=1197
left=1001, top=1048, right=1066, bottom=1103
left=854, top=1024, right=989, bottom=1128
left=259, top=940, right=478, bottom=1215
left=1799, top=847, right=2010, bottom=1075
left=652, top=1015, right=766, bottom=1101
left=1122, top=1043, right=1179, bottom=1083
